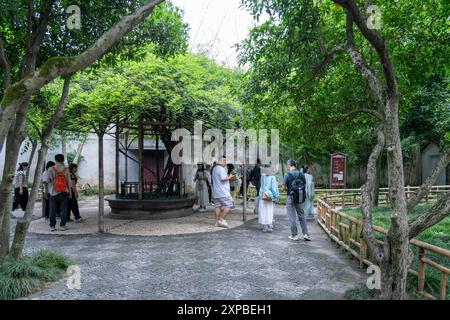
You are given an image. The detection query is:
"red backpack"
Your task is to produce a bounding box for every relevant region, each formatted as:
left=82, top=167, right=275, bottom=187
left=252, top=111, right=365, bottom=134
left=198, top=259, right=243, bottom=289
left=52, top=166, right=68, bottom=193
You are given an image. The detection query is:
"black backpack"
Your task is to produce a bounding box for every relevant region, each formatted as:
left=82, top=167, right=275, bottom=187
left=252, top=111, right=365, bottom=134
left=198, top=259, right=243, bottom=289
left=289, top=171, right=306, bottom=204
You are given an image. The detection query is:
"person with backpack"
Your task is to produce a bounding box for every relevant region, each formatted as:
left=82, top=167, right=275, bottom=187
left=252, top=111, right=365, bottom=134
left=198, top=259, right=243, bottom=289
left=46, top=154, right=71, bottom=231
left=282, top=159, right=311, bottom=241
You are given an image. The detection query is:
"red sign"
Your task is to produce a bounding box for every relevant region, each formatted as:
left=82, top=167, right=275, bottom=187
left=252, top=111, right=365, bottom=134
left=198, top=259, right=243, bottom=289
left=330, top=153, right=347, bottom=187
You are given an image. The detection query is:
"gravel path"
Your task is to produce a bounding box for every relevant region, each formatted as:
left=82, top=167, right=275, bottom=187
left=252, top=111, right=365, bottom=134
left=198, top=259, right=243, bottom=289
left=20, top=204, right=366, bottom=300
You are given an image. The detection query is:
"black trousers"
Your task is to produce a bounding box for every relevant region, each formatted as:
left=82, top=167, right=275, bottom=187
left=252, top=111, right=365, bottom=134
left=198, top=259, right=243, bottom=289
left=12, top=187, right=28, bottom=211
left=44, top=193, right=61, bottom=218
left=67, top=190, right=81, bottom=220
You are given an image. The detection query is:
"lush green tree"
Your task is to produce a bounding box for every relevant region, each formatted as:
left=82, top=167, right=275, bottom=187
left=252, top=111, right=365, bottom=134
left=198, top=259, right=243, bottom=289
left=239, top=0, right=449, bottom=299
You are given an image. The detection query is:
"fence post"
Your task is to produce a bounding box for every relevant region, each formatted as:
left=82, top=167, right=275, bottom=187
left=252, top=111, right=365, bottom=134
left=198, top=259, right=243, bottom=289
left=417, top=248, right=425, bottom=293
left=359, top=236, right=367, bottom=269
left=440, top=273, right=447, bottom=300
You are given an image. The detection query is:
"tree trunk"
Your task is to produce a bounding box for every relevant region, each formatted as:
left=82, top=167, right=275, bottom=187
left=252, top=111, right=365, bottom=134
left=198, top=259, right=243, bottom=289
left=9, top=76, right=71, bottom=260
left=73, top=133, right=88, bottom=165
left=9, top=146, right=48, bottom=259
left=27, top=139, right=38, bottom=175
left=0, top=110, right=27, bottom=260
left=381, top=98, right=410, bottom=300
left=98, top=132, right=105, bottom=233
left=61, top=133, right=67, bottom=164
left=371, top=155, right=381, bottom=206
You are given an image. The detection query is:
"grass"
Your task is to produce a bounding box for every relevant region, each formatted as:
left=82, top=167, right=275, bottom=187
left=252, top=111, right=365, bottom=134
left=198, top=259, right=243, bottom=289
left=0, top=250, right=73, bottom=300
left=341, top=204, right=450, bottom=300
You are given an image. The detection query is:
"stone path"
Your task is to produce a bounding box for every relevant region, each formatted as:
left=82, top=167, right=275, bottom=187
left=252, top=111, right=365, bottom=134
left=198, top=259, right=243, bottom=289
left=23, top=205, right=365, bottom=300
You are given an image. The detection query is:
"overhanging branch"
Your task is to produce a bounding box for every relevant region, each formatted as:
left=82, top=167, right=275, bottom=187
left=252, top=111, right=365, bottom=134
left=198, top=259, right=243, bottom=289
left=360, top=126, right=386, bottom=264
left=408, top=191, right=450, bottom=239
left=407, top=148, right=450, bottom=212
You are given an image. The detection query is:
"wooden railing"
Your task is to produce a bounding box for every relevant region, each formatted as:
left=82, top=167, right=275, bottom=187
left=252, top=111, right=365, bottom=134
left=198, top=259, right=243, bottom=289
left=316, top=198, right=450, bottom=300
left=316, top=185, right=450, bottom=208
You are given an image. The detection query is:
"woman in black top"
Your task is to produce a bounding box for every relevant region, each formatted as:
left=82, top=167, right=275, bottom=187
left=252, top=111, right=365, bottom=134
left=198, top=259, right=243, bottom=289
left=67, top=164, right=84, bottom=222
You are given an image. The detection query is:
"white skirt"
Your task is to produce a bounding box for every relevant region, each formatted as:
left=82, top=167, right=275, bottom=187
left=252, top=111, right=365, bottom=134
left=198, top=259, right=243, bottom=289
left=258, top=199, right=274, bottom=225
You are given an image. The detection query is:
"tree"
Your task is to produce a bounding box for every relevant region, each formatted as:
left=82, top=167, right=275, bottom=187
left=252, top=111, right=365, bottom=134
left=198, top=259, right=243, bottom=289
left=0, top=0, right=189, bottom=261
left=239, top=0, right=449, bottom=299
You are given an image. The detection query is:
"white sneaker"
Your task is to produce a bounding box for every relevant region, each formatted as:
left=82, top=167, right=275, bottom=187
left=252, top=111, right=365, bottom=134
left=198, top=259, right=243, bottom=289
left=218, top=219, right=229, bottom=228
left=199, top=208, right=207, bottom=212
left=303, top=234, right=312, bottom=241
left=289, top=235, right=299, bottom=241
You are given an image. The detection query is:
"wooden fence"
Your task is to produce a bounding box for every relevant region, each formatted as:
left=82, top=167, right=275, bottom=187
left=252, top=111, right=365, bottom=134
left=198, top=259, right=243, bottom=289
left=316, top=197, right=450, bottom=300
left=316, top=185, right=450, bottom=208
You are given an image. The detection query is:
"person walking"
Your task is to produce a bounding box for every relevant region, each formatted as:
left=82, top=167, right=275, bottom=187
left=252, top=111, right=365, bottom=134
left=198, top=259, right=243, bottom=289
left=258, top=164, right=279, bottom=233
left=194, top=163, right=210, bottom=212
left=283, top=159, right=311, bottom=241
left=211, top=156, right=234, bottom=228
left=12, top=162, right=29, bottom=217
left=250, top=159, right=262, bottom=215
left=303, top=166, right=316, bottom=221
left=41, top=161, right=55, bottom=219
left=46, top=154, right=71, bottom=231
left=67, top=163, right=85, bottom=222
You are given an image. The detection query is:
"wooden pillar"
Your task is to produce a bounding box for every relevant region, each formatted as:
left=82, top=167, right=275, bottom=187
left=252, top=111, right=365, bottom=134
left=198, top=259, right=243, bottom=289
left=243, top=162, right=247, bottom=222
left=138, top=117, right=144, bottom=200
left=98, top=132, right=105, bottom=233
left=124, top=132, right=128, bottom=182
left=156, top=134, right=160, bottom=185
left=115, top=122, right=120, bottom=197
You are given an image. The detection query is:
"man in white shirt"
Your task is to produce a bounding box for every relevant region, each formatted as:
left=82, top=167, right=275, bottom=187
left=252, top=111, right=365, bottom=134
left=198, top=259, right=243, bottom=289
left=211, top=156, right=234, bottom=228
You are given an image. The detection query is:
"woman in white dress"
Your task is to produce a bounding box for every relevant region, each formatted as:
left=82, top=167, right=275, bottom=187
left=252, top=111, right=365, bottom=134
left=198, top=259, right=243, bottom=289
left=258, top=164, right=279, bottom=232
left=194, top=163, right=210, bottom=212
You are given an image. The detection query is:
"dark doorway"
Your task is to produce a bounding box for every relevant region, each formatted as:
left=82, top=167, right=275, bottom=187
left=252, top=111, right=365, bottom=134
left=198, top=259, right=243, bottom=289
left=144, top=150, right=165, bottom=182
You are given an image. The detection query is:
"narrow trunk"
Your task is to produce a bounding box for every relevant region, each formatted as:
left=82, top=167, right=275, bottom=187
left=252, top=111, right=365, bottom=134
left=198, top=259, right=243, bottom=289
left=27, top=139, right=38, bottom=175
left=73, top=133, right=88, bottom=165
left=371, top=155, right=381, bottom=206
left=98, top=132, right=105, bottom=233
left=61, top=133, right=67, bottom=164
left=9, top=146, right=49, bottom=259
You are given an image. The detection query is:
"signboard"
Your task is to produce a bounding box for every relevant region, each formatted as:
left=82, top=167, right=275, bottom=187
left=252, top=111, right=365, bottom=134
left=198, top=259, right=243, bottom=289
left=330, top=153, right=347, bottom=188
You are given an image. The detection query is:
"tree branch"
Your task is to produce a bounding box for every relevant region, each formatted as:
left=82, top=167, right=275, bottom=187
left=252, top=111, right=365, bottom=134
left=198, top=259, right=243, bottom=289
left=342, top=108, right=383, bottom=121
left=41, top=75, right=71, bottom=146
left=333, top=0, right=398, bottom=99
left=408, top=191, right=450, bottom=239
left=0, top=34, right=11, bottom=89
left=0, top=0, right=166, bottom=155
left=302, top=44, right=346, bottom=86
left=406, top=148, right=450, bottom=212
left=345, top=12, right=385, bottom=106
left=360, top=126, right=386, bottom=264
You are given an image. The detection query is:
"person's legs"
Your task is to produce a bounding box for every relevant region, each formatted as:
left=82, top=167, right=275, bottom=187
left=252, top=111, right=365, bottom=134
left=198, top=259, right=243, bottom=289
left=59, top=193, right=69, bottom=227
left=20, top=188, right=29, bottom=211
left=71, top=194, right=82, bottom=220
left=49, top=195, right=57, bottom=228
left=45, top=194, right=50, bottom=218
left=221, top=207, right=231, bottom=221
left=295, top=202, right=309, bottom=236
left=12, top=188, right=20, bottom=211
left=215, top=206, right=221, bottom=223
left=286, top=196, right=298, bottom=236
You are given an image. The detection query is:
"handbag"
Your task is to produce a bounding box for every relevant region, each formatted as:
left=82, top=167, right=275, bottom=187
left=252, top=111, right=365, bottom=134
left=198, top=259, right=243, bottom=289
left=261, top=176, right=272, bottom=201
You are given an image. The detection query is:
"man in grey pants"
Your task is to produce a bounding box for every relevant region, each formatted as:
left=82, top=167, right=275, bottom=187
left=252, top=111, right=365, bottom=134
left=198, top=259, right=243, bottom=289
left=283, top=159, right=311, bottom=241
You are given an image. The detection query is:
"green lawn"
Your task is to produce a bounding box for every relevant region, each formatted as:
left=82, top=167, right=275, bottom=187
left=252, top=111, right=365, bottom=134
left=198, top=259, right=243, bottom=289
left=342, top=205, right=450, bottom=299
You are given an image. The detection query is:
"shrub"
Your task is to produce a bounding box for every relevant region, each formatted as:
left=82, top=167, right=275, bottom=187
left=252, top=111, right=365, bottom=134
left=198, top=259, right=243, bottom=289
left=0, top=250, right=73, bottom=300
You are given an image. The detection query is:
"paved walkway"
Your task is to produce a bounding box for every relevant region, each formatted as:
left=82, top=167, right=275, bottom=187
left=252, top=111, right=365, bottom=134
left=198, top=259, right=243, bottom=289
left=23, top=205, right=365, bottom=300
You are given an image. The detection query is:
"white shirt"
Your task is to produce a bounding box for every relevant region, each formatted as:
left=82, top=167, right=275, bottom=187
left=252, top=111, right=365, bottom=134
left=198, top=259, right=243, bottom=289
left=211, top=165, right=230, bottom=198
